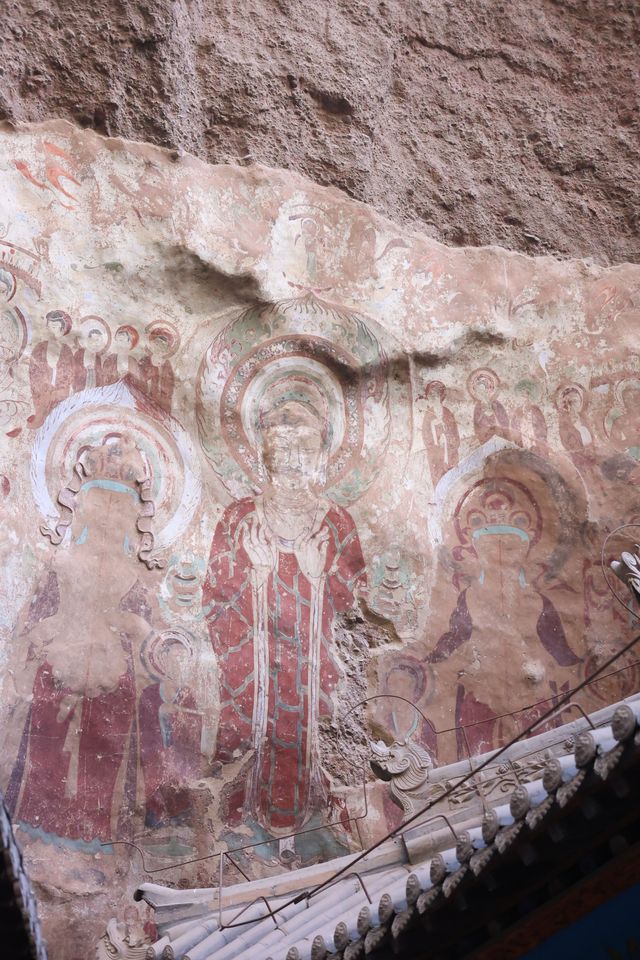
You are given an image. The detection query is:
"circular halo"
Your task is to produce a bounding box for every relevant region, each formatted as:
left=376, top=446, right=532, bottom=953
left=141, top=628, right=195, bottom=682
left=514, top=377, right=543, bottom=403
left=0, top=267, right=17, bottom=302
left=1, top=304, right=29, bottom=364
left=197, top=296, right=390, bottom=503
left=614, top=377, right=640, bottom=407
left=467, top=367, right=500, bottom=400
left=555, top=382, right=586, bottom=412
left=146, top=319, right=181, bottom=358
left=31, top=381, right=201, bottom=550
left=241, top=356, right=346, bottom=457
left=78, top=315, right=111, bottom=355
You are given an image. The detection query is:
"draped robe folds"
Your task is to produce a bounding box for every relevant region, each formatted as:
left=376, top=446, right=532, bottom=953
left=428, top=589, right=580, bottom=758
left=73, top=347, right=105, bottom=392
left=203, top=497, right=366, bottom=833
left=8, top=659, right=136, bottom=844
left=28, top=340, right=74, bottom=428
left=138, top=683, right=203, bottom=827
left=139, top=355, right=175, bottom=413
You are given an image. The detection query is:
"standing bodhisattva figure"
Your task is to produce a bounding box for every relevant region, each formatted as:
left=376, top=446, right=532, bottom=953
left=204, top=390, right=367, bottom=838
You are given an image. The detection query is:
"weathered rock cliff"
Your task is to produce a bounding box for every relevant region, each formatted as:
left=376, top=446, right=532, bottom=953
left=2, top=0, right=639, bottom=263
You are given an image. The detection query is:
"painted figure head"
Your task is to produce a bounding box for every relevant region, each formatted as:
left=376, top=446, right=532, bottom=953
left=45, top=310, right=72, bottom=339
left=455, top=477, right=542, bottom=573
left=424, top=380, right=446, bottom=406
left=614, top=378, right=640, bottom=413
left=42, top=433, right=161, bottom=569
left=555, top=383, right=585, bottom=416
left=114, top=324, right=139, bottom=352
left=515, top=378, right=542, bottom=404
left=87, top=327, right=106, bottom=352
left=79, top=316, right=110, bottom=355
left=147, top=322, right=179, bottom=361
left=259, top=397, right=330, bottom=494
left=467, top=368, right=499, bottom=402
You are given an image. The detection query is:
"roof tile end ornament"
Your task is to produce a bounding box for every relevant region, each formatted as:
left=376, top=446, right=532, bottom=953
left=611, top=547, right=640, bottom=600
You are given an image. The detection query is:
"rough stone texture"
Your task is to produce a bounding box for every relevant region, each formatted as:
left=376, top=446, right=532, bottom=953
left=1, top=1, right=639, bottom=264
left=1, top=122, right=640, bottom=959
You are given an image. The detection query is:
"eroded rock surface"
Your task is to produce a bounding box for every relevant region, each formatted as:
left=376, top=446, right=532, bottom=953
left=2, top=0, right=639, bottom=263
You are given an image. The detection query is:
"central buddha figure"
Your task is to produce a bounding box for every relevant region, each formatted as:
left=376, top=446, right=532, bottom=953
left=203, top=381, right=367, bottom=841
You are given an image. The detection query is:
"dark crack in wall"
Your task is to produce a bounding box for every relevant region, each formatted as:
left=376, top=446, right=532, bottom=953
left=2, top=0, right=639, bottom=264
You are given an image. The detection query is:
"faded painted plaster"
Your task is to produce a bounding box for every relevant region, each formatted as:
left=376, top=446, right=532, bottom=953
left=0, top=121, right=638, bottom=957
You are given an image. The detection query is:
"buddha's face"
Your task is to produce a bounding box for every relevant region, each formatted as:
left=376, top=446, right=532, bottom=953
left=260, top=405, right=327, bottom=493
left=78, top=485, right=138, bottom=534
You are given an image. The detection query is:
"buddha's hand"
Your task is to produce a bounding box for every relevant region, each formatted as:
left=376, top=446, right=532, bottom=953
left=242, top=517, right=275, bottom=587
left=295, top=526, right=330, bottom=582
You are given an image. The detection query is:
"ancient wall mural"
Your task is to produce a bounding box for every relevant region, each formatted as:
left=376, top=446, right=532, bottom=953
left=0, top=122, right=639, bottom=956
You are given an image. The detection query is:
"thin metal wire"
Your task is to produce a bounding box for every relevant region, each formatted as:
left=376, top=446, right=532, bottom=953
left=121, top=640, right=640, bottom=934
left=402, top=813, right=462, bottom=844
left=544, top=700, right=596, bottom=730
left=103, top=655, right=640, bottom=879
left=305, top=869, right=373, bottom=905
left=221, top=894, right=280, bottom=932
left=107, top=766, right=370, bottom=877
left=301, top=628, right=640, bottom=907
left=203, top=627, right=640, bottom=929
left=106, top=527, right=640, bottom=930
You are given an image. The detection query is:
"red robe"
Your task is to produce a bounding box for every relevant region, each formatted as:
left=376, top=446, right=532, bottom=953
left=138, top=683, right=203, bottom=827
left=139, top=354, right=175, bottom=412
left=11, top=661, right=136, bottom=843
left=102, top=354, right=142, bottom=390
left=429, top=589, right=580, bottom=758
left=473, top=399, right=510, bottom=445
left=73, top=348, right=105, bottom=393
left=28, top=341, right=74, bottom=428
left=203, top=497, right=366, bottom=832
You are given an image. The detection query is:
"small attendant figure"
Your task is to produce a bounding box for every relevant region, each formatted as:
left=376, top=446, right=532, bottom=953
left=421, top=380, right=460, bottom=485
left=467, top=368, right=510, bottom=446
left=73, top=316, right=111, bottom=392
left=138, top=631, right=205, bottom=828
left=28, top=310, right=75, bottom=428
left=103, top=324, right=142, bottom=387
left=427, top=477, right=581, bottom=758
left=140, top=321, right=178, bottom=413
left=555, top=383, right=595, bottom=476
left=511, top=378, right=548, bottom=456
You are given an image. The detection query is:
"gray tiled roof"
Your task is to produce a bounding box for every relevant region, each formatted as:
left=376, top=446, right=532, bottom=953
left=137, top=697, right=640, bottom=960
